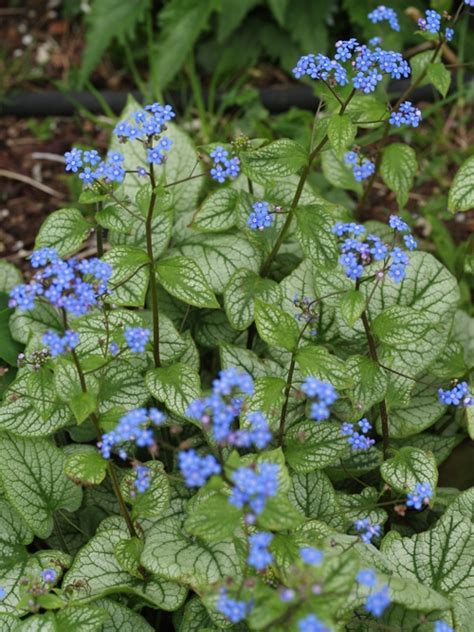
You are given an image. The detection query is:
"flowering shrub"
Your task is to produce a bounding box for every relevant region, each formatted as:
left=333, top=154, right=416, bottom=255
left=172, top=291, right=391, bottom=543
left=1, top=4, right=474, bottom=631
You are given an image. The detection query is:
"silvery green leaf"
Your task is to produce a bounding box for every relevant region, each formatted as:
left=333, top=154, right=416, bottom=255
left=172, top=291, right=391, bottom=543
left=224, top=269, right=281, bottom=331
left=192, top=188, right=240, bottom=233
left=120, top=461, right=170, bottom=519
left=146, top=362, right=201, bottom=417
left=35, top=208, right=91, bottom=256
left=103, top=246, right=149, bottom=307
left=220, top=343, right=285, bottom=379
left=288, top=470, right=344, bottom=529
left=94, top=598, right=154, bottom=632
left=9, top=302, right=62, bottom=345
left=63, top=528, right=187, bottom=611
left=156, top=256, right=219, bottom=309
left=0, top=260, right=22, bottom=293
left=284, top=421, right=349, bottom=472
left=380, top=447, right=438, bottom=494
left=0, top=435, right=82, bottom=538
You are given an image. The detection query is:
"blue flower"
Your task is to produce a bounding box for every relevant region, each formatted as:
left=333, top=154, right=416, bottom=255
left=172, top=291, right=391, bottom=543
left=229, top=462, right=279, bottom=515
left=438, top=381, right=473, bottom=407
left=300, top=546, right=324, bottom=566
left=209, top=146, right=240, bottom=183
left=434, top=621, right=454, bottom=632
left=418, top=10, right=441, bottom=34
left=357, top=568, right=377, bottom=587
left=42, top=330, right=80, bottom=357
left=133, top=465, right=151, bottom=495
left=64, top=148, right=83, bottom=172
left=248, top=532, right=273, bottom=570
left=368, top=6, right=400, bottom=31
left=365, top=585, right=390, bottom=616
left=406, top=481, right=433, bottom=510
left=247, top=201, right=274, bottom=231
left=298, top=614, right=331, bottom=632
left=124, top=327, right=151, bottom=353
left=389, top=101, right=422, bottom=128
left=389, top=215, right=410, bottom=232
left=178, top=449, right=221, bottom=487
left=301, top=377, right=338, bottom=421
left=98, top=407, right=165, bottom=459
left=0, top=586, right=5, bottom=599
left=41, top=568, right=57, bottom=583
left=216, top=589, right=250, bottom=623
left=279, top=587, right=296, bottom=602
left=354, top=518, right=382, bottom=544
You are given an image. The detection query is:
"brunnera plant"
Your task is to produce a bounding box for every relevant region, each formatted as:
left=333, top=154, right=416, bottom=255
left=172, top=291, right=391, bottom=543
left=1, top=4, right=474, bottom=631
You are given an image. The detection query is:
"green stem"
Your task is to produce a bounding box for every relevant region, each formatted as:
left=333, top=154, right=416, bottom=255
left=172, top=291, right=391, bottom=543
left=277, top=354, right=296, bottom=446
left=186, top=54, right=211, bottom=142
left=260, top=89, right=356, bottom=278
left=65, top=314, right=137, bottom=538
left=146, top=164, right=161, bottom=368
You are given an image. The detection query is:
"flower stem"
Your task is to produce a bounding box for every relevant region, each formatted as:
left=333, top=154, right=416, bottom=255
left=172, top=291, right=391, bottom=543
left=277, top=354, right=296, bottom=446
left=146, top=164, right=161, bottom=368
left=260, top=89, right=356, bottom=278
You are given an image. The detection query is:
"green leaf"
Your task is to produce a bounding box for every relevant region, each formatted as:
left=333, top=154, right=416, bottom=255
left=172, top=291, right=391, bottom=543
left=0, top=374, right=72, bottom=437
left=156, top=256, right=219, bottom=308
left=93, top=598, right=154, bottom=632
left=114, top=537, right=145, bottom=578
left=0, top=293, right=22, bottom=366
left=284, top=421, right=348, bottom=472
left=96, top=203, right=134, bottom=234
left=381, top=447, right=438, bottom=494
left=258, top=495, right=304, bottom=531
left=327, top=114, right=356, bottom=158
left=296, top=344, right=353, bottom=390
left=63, top=528, right=187, bottom=610
left=254, top=300, right=300, bottom=351
left=346, top=94, right=387, bottom=128
left=70, top=391, right=97, bottom=424
left=0, top=435, right=82, bottom=538
left=339, top=289, right=365, bottom=327
left=102, top=246, right=149, bottom=307
left=268, top=0, right=288, bottom=24
left=410, top=50, right=433, bottom=82
left=372, top=306, right=432, bottom=346
left=243, top=376, right=286, bottom=430
left=96, top=357, right=149, bottom=414
left=224, top=270, right=281, bottom=331
left=382, top=512, right=474, bottom=629
left=146, top=363, right=201, bottom=417
left=152, top=0, right=218, bottom=89
left=35, top=208, right=90, bottom=256
left=220, top=343, right=286, bottom=379
left=427, top=62, right=451, bottom=97
left=121, top=461, right=170, bottom=519
left=380, top=143, right=417, bottom=208
left=171, top=232, right=261, bottom=293
left=65, top=449, right=107, bottom=486
left=241, top=139, right=307, bottom=184
left=141, top=517, right=243, bottom=589
left=346, top=355, right=387, bottom=416
left=184, top=493, right=242, bottom=541
left=10, top=301, right=62, bottom=345
left=79, top=0, right=149, bottom=83
left=288, top=470, right=343, bottom=528
left=192, top=188, right=239, bottom=232
left=0, top=260, right=22, bottom=293
left=294, top=205, right=338, bottom=269
left=448, top=155, right=474, bottom=213
left=26, top=368, right=57, bottom=421
left=55, top=605, right=108, bottom=630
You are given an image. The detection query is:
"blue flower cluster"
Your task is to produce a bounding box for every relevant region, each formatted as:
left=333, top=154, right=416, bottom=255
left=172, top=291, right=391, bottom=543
left=354, top=518, right=382, bottom=544
left=216, top=589, right=250, bottom=623
left=98, top=407, right=165, bottom=459
left=42, top=330, right=79, bottom=358
left=298, top=614, right=331, bottom=632
left=9, top=248, right=112, bottom=315
left=114, top=103, right=175, bottom=141
left=186, top=369, right=271, bottom=449
left=438, top=381, right=473, bottom=407
left=209, top=146, right=240, bottom=183
left=300, top=546, right=324, bottom=566
left=301, top=377, right=338, bottom=421
left=229, top=462, right=279, bottom=517
left=356, top=569, right=391, bottom=616
left=0, top=586, right=5, bottom=600
left=292, top=294, right=318, bottom=336
left=368, top=6, right=400, bottom=31
left=465, top=0, right=474, bottom=5
left=124, top=327, right=151, bottom=353
left=435, top=621, right=454, bottom=632
left=178, top=449, right=221, bottom=487
left=389, top=101, right=422, bottom=128
left=344, top=151, right=376, bottom=182
left=41, top=569, right=57, bottom=583
left=293, top=53, right=348, bottom=86
left=248, top=532, right=273, bottom=570
left=332, top=219, right=416, bottom=283
left=341, top=418, right=375, bottom=451
left=247, top=201, right=275, bottom=231
left=418, top=10, right=441, bottom=34
left=280, top=38, right=413, bottom=95
left=133, top=465, right=151, bottom=495
left=406, top=481, right=432, bottom=510
left=65, top=148, right=127, bottom=186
